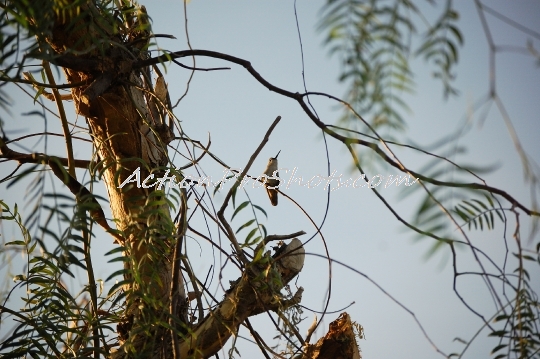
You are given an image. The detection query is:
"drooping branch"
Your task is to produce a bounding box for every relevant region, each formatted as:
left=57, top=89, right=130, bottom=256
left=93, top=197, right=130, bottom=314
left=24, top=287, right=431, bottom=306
left=135, top=49, right=539, bottom=217
left=0, top=138, right=123, bottom=242
left=47, top=158, right=125, bottom=244
left=0, top=75, right=89, bottom=89
left=43, top=61, right=76, bottom=178
left=0, top=139, right=91, bottom=169
left=43, top=45, right=535, bottom=216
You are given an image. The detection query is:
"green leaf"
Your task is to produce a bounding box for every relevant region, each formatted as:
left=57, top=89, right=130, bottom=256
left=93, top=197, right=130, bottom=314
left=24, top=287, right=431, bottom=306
left=107, top=256, right=130, bottom=263
left=244, top=228, right=258, bottom=245
left=457, top=204, right=475, bottom=217
left=236, top=219, right=255, bottom=234
left=454, top=208, right=469, bottom=222
left=259, top=224, right=267, bottom=238
left=248, top=236, right=262, bottom=246
left=471, top=199, right=488, bottom=209
left=252, top=204, right=267, bottom=219
left=6, top=164, right=40, bottom=189
left=448, top=24, right=463, bottom=45
left=495, top=209, right=504, bottom=222
left=5, top=240, right=26, bottom=246
left=253, top=247, right=265, bottom=262
left=105, top=246, right=127, bottom=256
left=489, top=330, right=508, bottom=337
left=106, top=269, right=128, bottom=282
left=231, top=201, right=249, bottom=221
left=494, top=314, right=509, bottom=322
left=463, top=200, right=481, bottom=213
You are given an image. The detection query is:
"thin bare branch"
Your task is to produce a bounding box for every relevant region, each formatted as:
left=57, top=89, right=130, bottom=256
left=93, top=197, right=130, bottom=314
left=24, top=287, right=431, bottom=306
left=217, top=115, right=282, bottom=266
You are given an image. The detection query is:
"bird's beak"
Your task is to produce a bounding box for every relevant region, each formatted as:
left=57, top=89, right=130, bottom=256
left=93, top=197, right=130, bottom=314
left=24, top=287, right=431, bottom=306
left=275, top=150, right=281, bottom=159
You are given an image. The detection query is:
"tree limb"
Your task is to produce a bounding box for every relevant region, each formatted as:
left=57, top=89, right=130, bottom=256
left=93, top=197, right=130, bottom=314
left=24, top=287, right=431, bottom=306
left=111, top=238, right=305, bottom=359
left=47, top=157, right=125, bottom=244
left=217, top=116, right=282, bottom=266
left=0, top=139, right=91, bottom=168
left=136, top=49, right=538, bottom=217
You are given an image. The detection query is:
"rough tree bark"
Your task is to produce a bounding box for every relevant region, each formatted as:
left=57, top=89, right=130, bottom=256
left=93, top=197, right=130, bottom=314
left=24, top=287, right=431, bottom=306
left=7, top=1, right=361, bottom=358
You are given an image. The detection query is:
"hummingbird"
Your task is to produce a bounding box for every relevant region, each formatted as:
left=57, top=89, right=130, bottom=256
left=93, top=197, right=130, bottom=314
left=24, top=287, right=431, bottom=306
left=264, top=151, right=281, bottom=206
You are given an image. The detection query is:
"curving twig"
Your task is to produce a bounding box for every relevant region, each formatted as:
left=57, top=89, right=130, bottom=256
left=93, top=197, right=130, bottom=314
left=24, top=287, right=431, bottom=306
left=47, top=157, right=125, bottom=244
left=217, top=116, right=282, bottom=266
left=0, top=139, right=91, bottom=168
left=135, top=49, right=539, bottom=217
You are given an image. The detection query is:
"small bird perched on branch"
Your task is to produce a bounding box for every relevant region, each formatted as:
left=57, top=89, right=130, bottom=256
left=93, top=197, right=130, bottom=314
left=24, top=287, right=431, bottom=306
left=264, top=150, right=280, bottom=206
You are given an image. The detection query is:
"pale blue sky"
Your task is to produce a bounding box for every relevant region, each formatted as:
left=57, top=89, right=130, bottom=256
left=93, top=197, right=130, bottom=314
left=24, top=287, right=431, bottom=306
left=1, top=1, right=539, bottom=358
